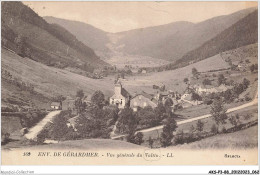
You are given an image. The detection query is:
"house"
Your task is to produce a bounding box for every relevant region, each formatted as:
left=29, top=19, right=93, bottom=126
left=154, top=91, right=169, bottom=103
left=109, top=81, right=131, bottom=109
left=50, top=102, right=62, bottom=110
left=130, top=91, right=157, bottom=112
left=62, top=96, right=75, bottom=111
left=141, top=69, right=147, bottom=74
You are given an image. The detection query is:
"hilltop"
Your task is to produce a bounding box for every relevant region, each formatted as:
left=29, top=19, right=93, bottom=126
left=1, top=2, right=107, bottom=72
left=178, top=10, right=258, bottom=65
left=44, top=16, right=110, bottom=56
left=113, top=7, right=256, bottom=61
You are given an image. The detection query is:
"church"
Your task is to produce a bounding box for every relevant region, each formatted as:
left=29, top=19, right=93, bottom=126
left=109, top=81, right=131, bottom=109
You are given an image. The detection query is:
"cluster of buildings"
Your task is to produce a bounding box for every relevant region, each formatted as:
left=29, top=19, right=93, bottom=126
left=50, top=80, right=230, bottom=112
left=109, top=80, right=191, bottom=112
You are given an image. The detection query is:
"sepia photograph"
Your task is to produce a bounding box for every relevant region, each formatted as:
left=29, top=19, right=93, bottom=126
left=1, top=1, right=258, bottom=168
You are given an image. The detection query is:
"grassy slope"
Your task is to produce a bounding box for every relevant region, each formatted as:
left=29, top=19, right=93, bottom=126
left=22, top=139, right=143, bottom=150
left=142, top=104, right=257, bottom=142
left=1, top=49, right=114, bottom=108
left=2, top=42, right=256, bottom=109
left=1, top=46, right=230, bottom=109
left=43, top=16, right=110, bottom=54
left=123, top=54, right=229, bottom=94
left=175, top=125, right=258, bottom=149
left=179, top=10, right=258, bottom=65
left=1, top=2, right=105, bottom=69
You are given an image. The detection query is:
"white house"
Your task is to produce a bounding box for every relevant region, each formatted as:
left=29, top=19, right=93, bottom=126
left=110, top=81, right=131, bottom=109
left=130, top=92, right=157, bottom=112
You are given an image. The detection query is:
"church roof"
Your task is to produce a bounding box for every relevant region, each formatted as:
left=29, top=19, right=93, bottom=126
left=121, top=88, right=131, bottom=98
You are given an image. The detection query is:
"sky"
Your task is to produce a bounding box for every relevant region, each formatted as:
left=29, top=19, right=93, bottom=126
left=23, top=1, right=257, bottom=33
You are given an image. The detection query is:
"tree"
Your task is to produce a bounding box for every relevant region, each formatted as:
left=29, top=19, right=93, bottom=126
left=134, top=132, right=144, bottom=145
left=218, top=74, right=226, bottom=85
left=52, top=95, right=66, bottom=103
left=148, top=136, right=154, bottom=148
left=14, top=35, right=26, bottom=57
left=37, top=129, right=49, bottom=144
left=91, top=90, right=105, bottom=108
left=202, top=78, right=211, bottom=86
left=116, top=108, right=137, bottom=134
left=50, top=115, right=70, bottom=141
left=211, top=124, right=218, bottom=134
left=75, top=97, right=83, bottom=114
left=192, top=68, right=198, bottom=78
left=160, top=117, right=177, bottom=147
left=242, top=78, right=250, bottom=89
left=229, top=114, right=240, bottom=128
left=183, top=78, right=189, bottom=84
left=76, top=89, right=84, bottom=99
left=137, top=106, right=160, bottom=128
left=210, top=99, right=228, bottom=127
left=196, top=120, right=204, bottom=132
left=189, top=125, right=195, bottom=133
left=191, top=92, right=202, bottom=101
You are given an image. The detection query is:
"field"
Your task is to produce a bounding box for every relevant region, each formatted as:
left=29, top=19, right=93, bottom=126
left=175, top=125, right=258, bottom=149
left=1, top=49, right=114, bottom=108
left=122, top=54, right=230, bottom=94
left=141, top=104, right=258, bottom=147
left=1, top=47, right=232, bottom=109
left=3, top=139, right=144, bottom=150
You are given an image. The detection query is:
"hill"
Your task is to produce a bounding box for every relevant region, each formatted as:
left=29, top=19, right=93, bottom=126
left=43, top=16, right=110, bottom=56
left=1, top=49, right=114, bottom=109
left=175, top=125, right=258, bottom=149
left=178, top=10, right=258, bottom=65
left=114, top=7, right=256, bottom=61
left=1, top=2, right=107, bottom=72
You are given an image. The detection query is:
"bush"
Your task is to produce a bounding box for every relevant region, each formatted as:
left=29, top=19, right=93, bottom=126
left=160, top=117, right=177, bottom=147
left=1, top=132, right=10, bottom=145
left=36, top=129, right=48, bottom=144
left=134, top=132, right=144, bottom=145
left=211, top=124, right=218, bottom=134
left=243, top=114, right=252, bottom=120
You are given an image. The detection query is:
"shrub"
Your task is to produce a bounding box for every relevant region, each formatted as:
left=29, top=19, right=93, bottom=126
left=160, top=117, right=177, bottom=147
left=243, top=114, right=252, bottom=120
left=148, top=136, right=154, bottom=148
left=196, top=120, right=204, bottom=132
left=134, top=132, right=144, bottom=145
left=1, top=132, right=10, bottom=145
left=36, top=129, right=48, bottom=144
left=211, top=124, right=218, bottom=134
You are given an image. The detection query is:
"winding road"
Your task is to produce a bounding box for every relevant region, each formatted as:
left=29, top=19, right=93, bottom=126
left=111, top=91, right=258, bottom=139
left=24, top=110, right=61, bottom=140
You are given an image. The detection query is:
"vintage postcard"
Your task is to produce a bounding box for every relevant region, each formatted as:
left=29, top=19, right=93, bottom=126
left=1, top=1, right=258, bottom=166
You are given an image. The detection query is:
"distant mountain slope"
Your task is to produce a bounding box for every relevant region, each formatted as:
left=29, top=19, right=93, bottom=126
left=44, top=16, right=110, bottom=54
left=1, top=2, right=107, bottom=71
left=178, top=10, right=258, bottom=65
left=115, top=7, right=256, bottom=61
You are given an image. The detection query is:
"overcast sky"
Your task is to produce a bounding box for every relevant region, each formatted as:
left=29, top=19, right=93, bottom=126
left=23, top=1, right=257, bottom=33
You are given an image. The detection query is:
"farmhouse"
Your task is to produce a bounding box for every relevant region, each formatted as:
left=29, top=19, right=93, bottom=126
left=50, top=102, right=62, bottom=110
left=110, top=81, right=131, bottom=109
left=130, top=92, right=157, bottom=112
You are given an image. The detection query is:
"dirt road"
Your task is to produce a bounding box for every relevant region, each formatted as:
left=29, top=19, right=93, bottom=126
left=24, top=110, right=61, bottom=140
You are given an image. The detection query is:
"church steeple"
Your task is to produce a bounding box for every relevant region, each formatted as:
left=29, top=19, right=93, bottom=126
left=115, top=80, right=122, bottom=95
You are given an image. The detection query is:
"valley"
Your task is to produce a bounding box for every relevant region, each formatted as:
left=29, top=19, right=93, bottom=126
left=1, top=2, right=258, bottom=153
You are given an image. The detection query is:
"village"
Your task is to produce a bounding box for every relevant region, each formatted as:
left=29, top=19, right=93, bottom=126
left=1, top=2, right=258, bottom=152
